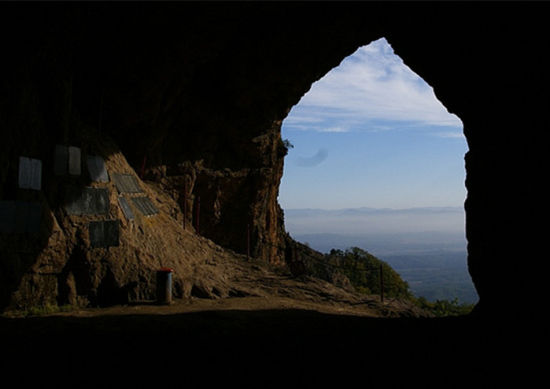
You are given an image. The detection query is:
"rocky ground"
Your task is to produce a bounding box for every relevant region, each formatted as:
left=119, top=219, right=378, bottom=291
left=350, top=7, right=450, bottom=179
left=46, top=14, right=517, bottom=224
left=0, top=294, right=521, bottom=389
left=0, top=254, right=532, bottom=388
left=3, top=251, right=431, bottom=320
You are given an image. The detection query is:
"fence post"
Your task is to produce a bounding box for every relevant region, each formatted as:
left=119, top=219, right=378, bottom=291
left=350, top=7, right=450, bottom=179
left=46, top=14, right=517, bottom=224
left=247, top=223, right=251, bottom=260
left=380, top=264, right=384, bottom=303
left=98, top=86, right=104, bottom=135
left=183, top=180, right=187, bottom=230
left=139, top=155, right=147, bottom=180
left=195, top=196, right=200, bottom=235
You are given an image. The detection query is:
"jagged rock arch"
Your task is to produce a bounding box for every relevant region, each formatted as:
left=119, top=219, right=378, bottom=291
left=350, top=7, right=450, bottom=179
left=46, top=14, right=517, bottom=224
left=0, top=3, right=546, bottom=315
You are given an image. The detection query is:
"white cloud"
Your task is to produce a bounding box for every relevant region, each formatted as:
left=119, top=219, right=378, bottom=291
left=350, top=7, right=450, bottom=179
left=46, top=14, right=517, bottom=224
left=319, top=126, right=348, bottom=133
left=284, top=38, right=463, bottom=133
left=436, top=131, right=465, bottom=139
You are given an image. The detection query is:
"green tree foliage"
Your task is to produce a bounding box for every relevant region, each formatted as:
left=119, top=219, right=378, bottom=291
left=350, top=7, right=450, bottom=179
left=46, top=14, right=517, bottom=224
left=321, top=247, right=413, bottom=300
left=413, top=297, right=475, bottom=317
left=304, top=245, right=475, bottom=317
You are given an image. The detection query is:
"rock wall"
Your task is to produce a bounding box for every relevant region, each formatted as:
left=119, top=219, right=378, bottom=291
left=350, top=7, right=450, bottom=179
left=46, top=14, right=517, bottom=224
left=0, top=122, right=247, bottom=309
left=1, top=3, right=547, bottom=314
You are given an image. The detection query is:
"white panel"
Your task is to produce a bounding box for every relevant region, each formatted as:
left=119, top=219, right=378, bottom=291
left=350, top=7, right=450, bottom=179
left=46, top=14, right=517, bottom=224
left=18, top=157, right=41, bottom=190
left=30, top=158, right=42, bottom=190
left=54, top=145, right=68, bottom=176
left=118, top=197, right=134, bottom=220
left=26, top=202, right=42, bottom=233
left=68, top=146, right=81, bottom=176
left=112, top=173, right=142, bottom=193
left=64, top=187, right=109, bottom=215
left=18, top=156, right=31, bottom=189
left=14, top=201, right=29, bottom=233
left=131, top=196, right=158, bottom=216
left=87, top=155, right=109, bottom=183
left=0, top=201, right=16, bottom=233
left=89, top=219, right=119, bottom=248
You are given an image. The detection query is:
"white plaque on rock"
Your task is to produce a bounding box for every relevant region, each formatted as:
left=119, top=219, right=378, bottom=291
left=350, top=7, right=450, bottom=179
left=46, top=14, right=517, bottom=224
left=118, top=197, right=134, bottom=220
left=54, top=145, right=68, bottom=176
left=18, top=156, right=42, bottom=190
left=68, top=146, right=81, bottom=176
left=0, top=201, right=16, bottom=233
left=87, top=155, right=109, bottom=183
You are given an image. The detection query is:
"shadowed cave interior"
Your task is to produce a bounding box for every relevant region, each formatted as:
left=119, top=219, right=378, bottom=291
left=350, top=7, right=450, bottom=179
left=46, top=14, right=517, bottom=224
left=0, top=3, right=545, bottom=382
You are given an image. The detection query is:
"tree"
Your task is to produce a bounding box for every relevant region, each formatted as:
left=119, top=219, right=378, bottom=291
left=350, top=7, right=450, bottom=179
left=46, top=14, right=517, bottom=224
left=322, top=247, right=413, bottom=300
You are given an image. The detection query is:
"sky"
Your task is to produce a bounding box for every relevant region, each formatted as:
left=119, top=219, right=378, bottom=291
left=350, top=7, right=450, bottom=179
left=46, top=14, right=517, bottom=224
left=279, top=38, right=468, bottom=210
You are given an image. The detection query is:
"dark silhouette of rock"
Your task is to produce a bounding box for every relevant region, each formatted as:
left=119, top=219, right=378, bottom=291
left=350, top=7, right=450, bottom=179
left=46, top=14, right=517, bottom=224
left=0, top=2, right=546, bottom=324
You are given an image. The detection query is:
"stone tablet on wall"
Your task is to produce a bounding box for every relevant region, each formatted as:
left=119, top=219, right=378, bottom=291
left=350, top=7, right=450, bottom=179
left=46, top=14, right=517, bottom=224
left=18, top=157, right=42, bottom=190
left=14, top=201, right=41, bottom=234
left=25, top=202, right=42, bottom=234
left=54, top=145, right=68, bottom=176
left=14, top=201, right=29, bottom=233
left=89, top=219, right=119, bottom=248
left=118, top=197, right=134, bottom=220
left=0, top=201, right=16, bottom=233
left=112, top=173, right=142, bottom=194
left=64, top=187, right=109, bottom=215
left=87, top=155, right=109, bottom=183
left=0, top=201, right=41, bottom=234
left=68, top=146, right=81, bottom=176
left=131, top=196, right=158, bottom=216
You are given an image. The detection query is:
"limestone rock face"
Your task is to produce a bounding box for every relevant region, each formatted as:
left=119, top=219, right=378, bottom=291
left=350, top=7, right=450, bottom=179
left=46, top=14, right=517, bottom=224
left=1, top=126, right=242, bottom=309
left=147, top=119, right=288, bottom=267
left=0, top=3, right=548, bottom=314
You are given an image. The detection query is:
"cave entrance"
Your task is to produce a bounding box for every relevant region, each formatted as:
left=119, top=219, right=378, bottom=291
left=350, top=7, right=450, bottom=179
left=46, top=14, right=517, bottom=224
left=279, top=38, right=478, bottom=309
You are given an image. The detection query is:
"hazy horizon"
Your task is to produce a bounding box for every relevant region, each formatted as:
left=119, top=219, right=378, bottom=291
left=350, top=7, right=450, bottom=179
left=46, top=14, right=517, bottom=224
left=284, top=206, right=465, bottom=237
left=283, top=205, right=464, bottom=211
left=283, top=206, right=475, bottom=304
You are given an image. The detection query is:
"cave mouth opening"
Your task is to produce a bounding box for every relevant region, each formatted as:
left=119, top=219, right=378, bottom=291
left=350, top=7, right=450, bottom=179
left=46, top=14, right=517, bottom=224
left=279, top=37, right=477, bottom=310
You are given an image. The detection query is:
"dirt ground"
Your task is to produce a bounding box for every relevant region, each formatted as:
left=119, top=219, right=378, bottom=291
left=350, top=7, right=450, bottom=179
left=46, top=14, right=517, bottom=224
left=1, top=272, right=429, bottom=320
left=0, top=295, right=531, bottom=388
left=0, top=261, right=532, bottom=387
left=33, top=295, right=383, bottom=317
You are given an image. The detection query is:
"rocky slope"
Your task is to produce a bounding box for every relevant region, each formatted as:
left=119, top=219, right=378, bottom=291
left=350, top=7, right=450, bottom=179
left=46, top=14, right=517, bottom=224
left=1, top=122, right=426, bottom=316
left=1, top=127, right=223, bottom=309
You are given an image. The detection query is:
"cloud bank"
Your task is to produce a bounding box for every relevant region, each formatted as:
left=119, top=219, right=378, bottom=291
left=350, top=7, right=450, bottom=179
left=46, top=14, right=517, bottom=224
left=284, top=38, right=463, bottom=135
left=284, top=207, right=466, bottom=235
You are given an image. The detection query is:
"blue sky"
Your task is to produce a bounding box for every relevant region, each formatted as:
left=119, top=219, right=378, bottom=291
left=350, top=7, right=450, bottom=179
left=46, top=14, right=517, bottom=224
left=279, top=38, right=468, bottom=210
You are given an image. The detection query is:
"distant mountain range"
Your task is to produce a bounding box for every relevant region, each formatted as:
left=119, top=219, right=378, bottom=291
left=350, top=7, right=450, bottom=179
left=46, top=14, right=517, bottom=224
left=291, top=231, right=466, bottom=257
left=284, top=206, right=465, bottom=236
left=285, top=206, right=464, bottom=216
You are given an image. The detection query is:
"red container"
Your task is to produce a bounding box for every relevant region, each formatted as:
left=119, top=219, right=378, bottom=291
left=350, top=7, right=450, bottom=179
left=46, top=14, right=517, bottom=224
left=156, top=268, right=174, bottom=305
